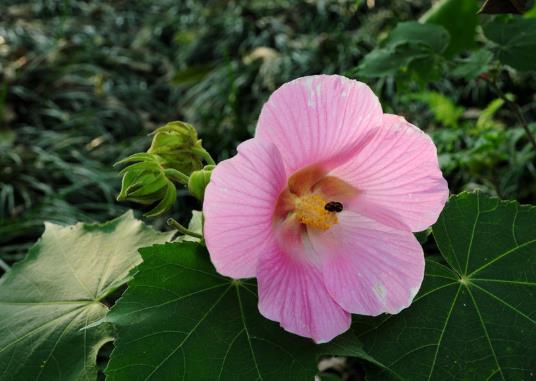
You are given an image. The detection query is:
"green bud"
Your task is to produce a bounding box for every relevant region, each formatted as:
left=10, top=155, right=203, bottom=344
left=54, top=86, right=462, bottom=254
left=148, top=121, right=204, bottom=175
left=116, top=153, right=178, bottom=217
left=188, top=165, right=214, bottom=200
left=115, top=120, right=216, bottom=216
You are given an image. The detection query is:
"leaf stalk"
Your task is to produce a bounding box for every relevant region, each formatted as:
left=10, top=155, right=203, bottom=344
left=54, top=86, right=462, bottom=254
left=167, top=218, right=204, bottom=239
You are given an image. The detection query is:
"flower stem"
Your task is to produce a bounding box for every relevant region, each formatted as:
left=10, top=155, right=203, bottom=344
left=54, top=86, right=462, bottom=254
left=167, top=218, right=204, bottom=239
left=164, top=168, right=190, bottom=185
left=192, top=147, right=216, bottom=166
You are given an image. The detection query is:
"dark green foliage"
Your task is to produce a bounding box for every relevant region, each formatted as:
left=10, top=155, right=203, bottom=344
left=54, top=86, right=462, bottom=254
left=0, top=1, right=227, bottom=265
left=421, top=0, right=479, bottom=56
left=103, top=242, right=378, bottom=381
left=3, top=0, right=536, bottom=268
left=0, top=0, right=431, bottom=264
left=356, top=22, right=450, bottom=78
left=104, top=242, right=322, bottom=381
left=483, top=17, right=536, bottom=71
left=173, top=0, right=425, bottom=157
left=0, top=0, right=184, bottom=262
left=359, top=192, right=536, bottom=380
left=452, top=49, right=494, bottom=80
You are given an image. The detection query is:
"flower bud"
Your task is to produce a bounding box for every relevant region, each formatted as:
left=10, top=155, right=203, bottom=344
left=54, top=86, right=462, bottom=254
left=116, top=121, right=215, bottom=217
left=148, top=121, right=204, bottom=175
left=188, top=165, right=214, bottom=200
left=116, top=153, right=177, bottom=217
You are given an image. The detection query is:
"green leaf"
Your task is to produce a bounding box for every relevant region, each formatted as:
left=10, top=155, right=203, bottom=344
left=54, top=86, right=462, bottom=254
left=406, top=55, right=446, bottom=85
left=357, top=22, right=449, bottom=79
left=104, top=242, right=379, bottom=381
left=420, top=0, right=479, bottom=56
left=483, top=17, right=536, bottom=71
left=452, top=49, right=494, bottom=80
left=411, top=91, right=464, bottom=127
left=0, top=212, right=174, bottom=381
left=387, top=22, right=450, bottom=53
left=476, top=98, right=505, bottom=129
left=357, top=44, right=431, bottom=77
left=360, top=192, right=536, bottom=380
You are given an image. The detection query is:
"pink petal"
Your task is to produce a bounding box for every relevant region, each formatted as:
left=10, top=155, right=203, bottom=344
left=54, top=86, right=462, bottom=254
left=331, top=114, right=449, bottom=232
left=203, top=138, right=287, bottom=278
left=255, top=75, right=383, bottom=174
left=309, top=211, right=424, bottom=316
left=257, top=245, right=351, bottom=343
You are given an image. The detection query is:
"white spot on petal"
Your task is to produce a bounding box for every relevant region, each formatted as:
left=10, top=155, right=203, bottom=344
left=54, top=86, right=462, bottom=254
left=373, top=283, right=387, bottom=304
left=302, top=77, right=317, bottom=107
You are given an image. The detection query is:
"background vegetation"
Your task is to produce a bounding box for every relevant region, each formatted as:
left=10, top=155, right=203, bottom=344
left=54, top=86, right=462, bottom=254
left=2, top=0, right=535, bottom=273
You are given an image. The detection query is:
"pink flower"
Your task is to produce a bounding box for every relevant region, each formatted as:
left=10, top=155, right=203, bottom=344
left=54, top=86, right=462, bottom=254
left=203, top=75, right=448, bottom=343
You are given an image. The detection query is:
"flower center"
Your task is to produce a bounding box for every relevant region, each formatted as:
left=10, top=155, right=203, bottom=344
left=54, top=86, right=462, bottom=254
left=294, top=194, right=338, bottom=231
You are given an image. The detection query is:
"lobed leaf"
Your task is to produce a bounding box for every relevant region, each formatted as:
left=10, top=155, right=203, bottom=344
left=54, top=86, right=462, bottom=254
left=104, top=242, right=380, bottom=381
left=483, top=17, right=536, bottom=71
left=359, top=192, right=536, bottom=380
left=0, top=212, right=174, bottom=381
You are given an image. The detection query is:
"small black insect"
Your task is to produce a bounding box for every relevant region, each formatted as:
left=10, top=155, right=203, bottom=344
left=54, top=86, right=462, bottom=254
left=324, top=201, right=343, bottom=213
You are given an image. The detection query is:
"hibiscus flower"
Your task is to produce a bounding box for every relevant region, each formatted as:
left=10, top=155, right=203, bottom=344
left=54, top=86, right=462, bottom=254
left=203, top=75, right=448, bottom=343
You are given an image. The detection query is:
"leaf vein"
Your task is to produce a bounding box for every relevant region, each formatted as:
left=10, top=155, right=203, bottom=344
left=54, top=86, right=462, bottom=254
left=469, top=238, right=536, bottom=277
left=471, top=283, right=536, bottom=325
left=236, top=286, right=263, bottom=381
left=142, top=284, right=233, bottom=381
left=427, top=284, right=462, bottom=381
left=466, top=286, right=505, bottom=381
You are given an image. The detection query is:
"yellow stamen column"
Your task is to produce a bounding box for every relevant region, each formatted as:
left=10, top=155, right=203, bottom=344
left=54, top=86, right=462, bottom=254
left=294, top=194, right=338, bottom=231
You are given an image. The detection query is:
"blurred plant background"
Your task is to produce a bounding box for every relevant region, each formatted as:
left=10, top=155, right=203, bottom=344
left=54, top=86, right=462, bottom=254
left=1, top=0, right=535, bottom=273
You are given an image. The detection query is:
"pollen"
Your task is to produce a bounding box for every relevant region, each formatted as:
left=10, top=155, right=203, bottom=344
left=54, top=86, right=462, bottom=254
left=294, top=194, right=338, bottom=231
